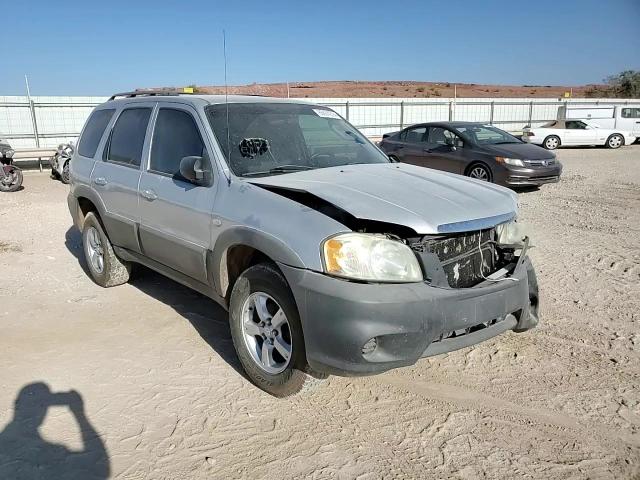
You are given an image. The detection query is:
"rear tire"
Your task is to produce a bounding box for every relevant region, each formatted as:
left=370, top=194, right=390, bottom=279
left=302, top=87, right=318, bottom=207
left=229, top=263, right=327, bottom=397
left=81, top=212, right=131, bottom=287
left=543, top=135, right=560, bottom=150
left=606, top=134, right=624, bottom=149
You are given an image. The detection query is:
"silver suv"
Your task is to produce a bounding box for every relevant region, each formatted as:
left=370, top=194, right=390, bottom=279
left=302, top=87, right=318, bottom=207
left=68, top=91, right=539, bottom=397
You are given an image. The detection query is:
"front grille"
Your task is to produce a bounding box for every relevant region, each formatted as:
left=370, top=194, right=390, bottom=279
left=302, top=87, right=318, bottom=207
left=412, top=229, right=497, bottom=288
left=525, top=159, right=555, bottom=167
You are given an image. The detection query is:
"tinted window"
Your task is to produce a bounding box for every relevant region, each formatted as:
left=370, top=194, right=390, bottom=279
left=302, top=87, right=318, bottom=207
left=403, top=126, right=427, bottom=143
left=151, top=109, right=205, bottom=176
left=78, top=109, right=115, bottom=158
left=566, top=120, right=587, bottom=130
left=107, top=108, right=151, bottom=166
left=622, top=108, right=640, bottom=118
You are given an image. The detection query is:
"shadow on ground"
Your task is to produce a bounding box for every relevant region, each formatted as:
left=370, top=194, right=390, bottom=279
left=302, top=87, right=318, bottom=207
left=64, top=227, right=244, bottom=377
left=0, top=382, right=109, bottom=480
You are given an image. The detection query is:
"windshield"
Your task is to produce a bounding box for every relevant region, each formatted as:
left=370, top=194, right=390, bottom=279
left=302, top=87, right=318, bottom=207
left=206, top=103, right=389, bottom=177
left=455, top=125, right=522, bottom=145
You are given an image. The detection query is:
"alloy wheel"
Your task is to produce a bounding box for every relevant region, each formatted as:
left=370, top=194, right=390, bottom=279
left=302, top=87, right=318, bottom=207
left=86, top=227, right=105, bottom=274
left=241, top=292, right=292, bottom=374
left=609, top=135, right=622, bottom=148
left=545, top=137, right=559, bottom=149
left=469, top=166, right=490, bottom=181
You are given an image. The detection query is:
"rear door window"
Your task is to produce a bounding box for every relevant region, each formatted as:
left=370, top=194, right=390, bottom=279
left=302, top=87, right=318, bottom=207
left=150, top=108, right=206, bottom=177
left=106, top=108, right=152, bottom=167
left=402, top=126, right=427, bottom=143
left=78, top=109, right=115, bottom=158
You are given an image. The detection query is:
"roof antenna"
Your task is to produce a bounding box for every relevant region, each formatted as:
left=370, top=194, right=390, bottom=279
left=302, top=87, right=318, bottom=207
left=223, top=29, right=231, bottom=185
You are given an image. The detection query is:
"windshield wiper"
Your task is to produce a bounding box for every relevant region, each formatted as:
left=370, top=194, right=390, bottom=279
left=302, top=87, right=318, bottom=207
left=241, top=165, right=315, bottom=177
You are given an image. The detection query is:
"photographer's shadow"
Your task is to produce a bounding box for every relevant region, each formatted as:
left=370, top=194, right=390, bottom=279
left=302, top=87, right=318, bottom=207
left=0, top=382, right=109, bottom=480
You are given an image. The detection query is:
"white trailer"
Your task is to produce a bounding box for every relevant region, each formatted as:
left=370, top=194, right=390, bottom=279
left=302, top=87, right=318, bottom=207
left=558, top=104, right=640, bottom=136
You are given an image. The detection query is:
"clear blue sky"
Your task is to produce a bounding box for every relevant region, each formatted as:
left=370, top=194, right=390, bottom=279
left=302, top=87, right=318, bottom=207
left=2, top=0, right=638, bottom=95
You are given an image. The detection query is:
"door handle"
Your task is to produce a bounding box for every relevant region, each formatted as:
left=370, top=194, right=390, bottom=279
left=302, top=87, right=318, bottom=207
left=93, top=177, right=107, bottom=186
left=141, top=189, right=158, bottom=201
left=423, top=148, right=433, bottom=153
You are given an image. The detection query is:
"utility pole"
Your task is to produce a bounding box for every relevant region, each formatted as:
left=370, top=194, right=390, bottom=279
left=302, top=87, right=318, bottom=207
left=287, top=81, right=290, bottom=98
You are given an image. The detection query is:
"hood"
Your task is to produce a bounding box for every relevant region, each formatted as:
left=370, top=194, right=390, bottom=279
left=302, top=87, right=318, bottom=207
left=249, top=163, right=518, bottom=234
left=483, top=142, right=555, bottom=160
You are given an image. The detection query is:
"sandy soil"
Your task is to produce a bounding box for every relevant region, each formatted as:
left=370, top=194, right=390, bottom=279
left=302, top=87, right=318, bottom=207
left=0, top=146, right=639, bottom=479
left=194, top=80, right=596, bottom=98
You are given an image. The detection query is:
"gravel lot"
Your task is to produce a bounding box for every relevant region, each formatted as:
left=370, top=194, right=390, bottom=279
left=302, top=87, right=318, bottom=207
left=0, top=146, right=639, bottom=479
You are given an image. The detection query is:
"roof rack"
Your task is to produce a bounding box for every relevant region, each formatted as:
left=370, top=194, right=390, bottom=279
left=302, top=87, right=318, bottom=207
left=108, top=89, right=194, bottom=101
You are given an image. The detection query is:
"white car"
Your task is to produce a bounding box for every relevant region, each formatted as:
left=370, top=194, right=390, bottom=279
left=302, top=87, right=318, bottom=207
left=522, top=120, right=636, bottom=150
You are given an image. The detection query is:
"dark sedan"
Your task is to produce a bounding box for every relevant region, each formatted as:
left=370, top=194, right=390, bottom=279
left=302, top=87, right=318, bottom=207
left=379, top=122, right=562, bottom=187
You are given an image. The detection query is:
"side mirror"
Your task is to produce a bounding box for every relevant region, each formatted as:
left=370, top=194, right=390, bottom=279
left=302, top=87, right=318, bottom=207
left=179, top=156, right=209, bottom=185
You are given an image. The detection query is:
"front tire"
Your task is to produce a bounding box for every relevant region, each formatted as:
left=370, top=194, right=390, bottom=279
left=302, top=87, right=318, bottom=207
left=0, top=166, right=23, bottom=192
left=81, top=212, right=131, bottom=287
left=466, top=163, right=492, bottom=182
left=543, top=135, right=560, bottom=150
left=61, top=161, right=71, bottom=184
left=229, top=263, right=326, bottom=397
left=606, top=134, right=624, bottom=149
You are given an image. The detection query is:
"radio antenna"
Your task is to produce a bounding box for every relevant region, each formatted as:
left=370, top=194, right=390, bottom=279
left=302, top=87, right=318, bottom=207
left=223, top=29, right=231, bottom=185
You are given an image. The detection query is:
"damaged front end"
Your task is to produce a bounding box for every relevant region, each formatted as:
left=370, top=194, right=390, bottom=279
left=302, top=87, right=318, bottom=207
left=408, top=227, right=525, bottom=289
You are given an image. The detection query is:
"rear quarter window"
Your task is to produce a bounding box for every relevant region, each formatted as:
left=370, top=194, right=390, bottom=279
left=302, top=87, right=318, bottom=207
left=78, top=109, right=115, bottom=158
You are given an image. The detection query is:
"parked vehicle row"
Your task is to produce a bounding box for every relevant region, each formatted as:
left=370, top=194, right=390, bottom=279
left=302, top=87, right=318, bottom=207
left=557, top=103, right=640, bottom=137
left=522, top=120, right=636, bottom=150
left=379, top=122, right=562, bottom=187
left=50, top=142, right=75, bottom=184
left=68, top=91, right=539, bottom=397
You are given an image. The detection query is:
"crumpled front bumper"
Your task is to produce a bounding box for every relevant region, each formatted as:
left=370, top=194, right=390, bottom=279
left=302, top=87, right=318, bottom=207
left=280, top=257, right=538, bottom=377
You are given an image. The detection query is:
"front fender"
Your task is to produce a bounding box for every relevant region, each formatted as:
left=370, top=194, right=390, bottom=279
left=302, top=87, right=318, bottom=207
left=211, top=226, right=306, bottom=298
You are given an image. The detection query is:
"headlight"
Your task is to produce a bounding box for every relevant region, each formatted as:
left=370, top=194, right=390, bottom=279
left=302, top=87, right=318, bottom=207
left=496, top=157, right=524, bottom=167
left=496, top=220, right=527, bottom=246
left=322, top=233, right=423, bottom=282
left=4, top=149, right=14, bottom=158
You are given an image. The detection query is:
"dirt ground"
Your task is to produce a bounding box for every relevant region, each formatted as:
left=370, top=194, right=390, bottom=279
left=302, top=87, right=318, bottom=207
left=0, top=146, right=639, bottom=479
left=195, top=80, right=595, bottom=98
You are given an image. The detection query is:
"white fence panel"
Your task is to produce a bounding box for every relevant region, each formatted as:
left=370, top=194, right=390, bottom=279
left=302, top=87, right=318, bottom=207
left=1, top=96, right=638, bottom=157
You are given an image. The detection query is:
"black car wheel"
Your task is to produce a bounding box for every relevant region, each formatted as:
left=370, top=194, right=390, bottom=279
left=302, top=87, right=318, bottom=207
left=466, top=163, right=492, bottom=182
left=0, top=166, right=23, bottom=192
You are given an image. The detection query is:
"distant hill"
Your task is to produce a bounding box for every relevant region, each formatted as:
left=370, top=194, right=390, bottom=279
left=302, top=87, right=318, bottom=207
left=185, top=80, right=599, bottom=98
